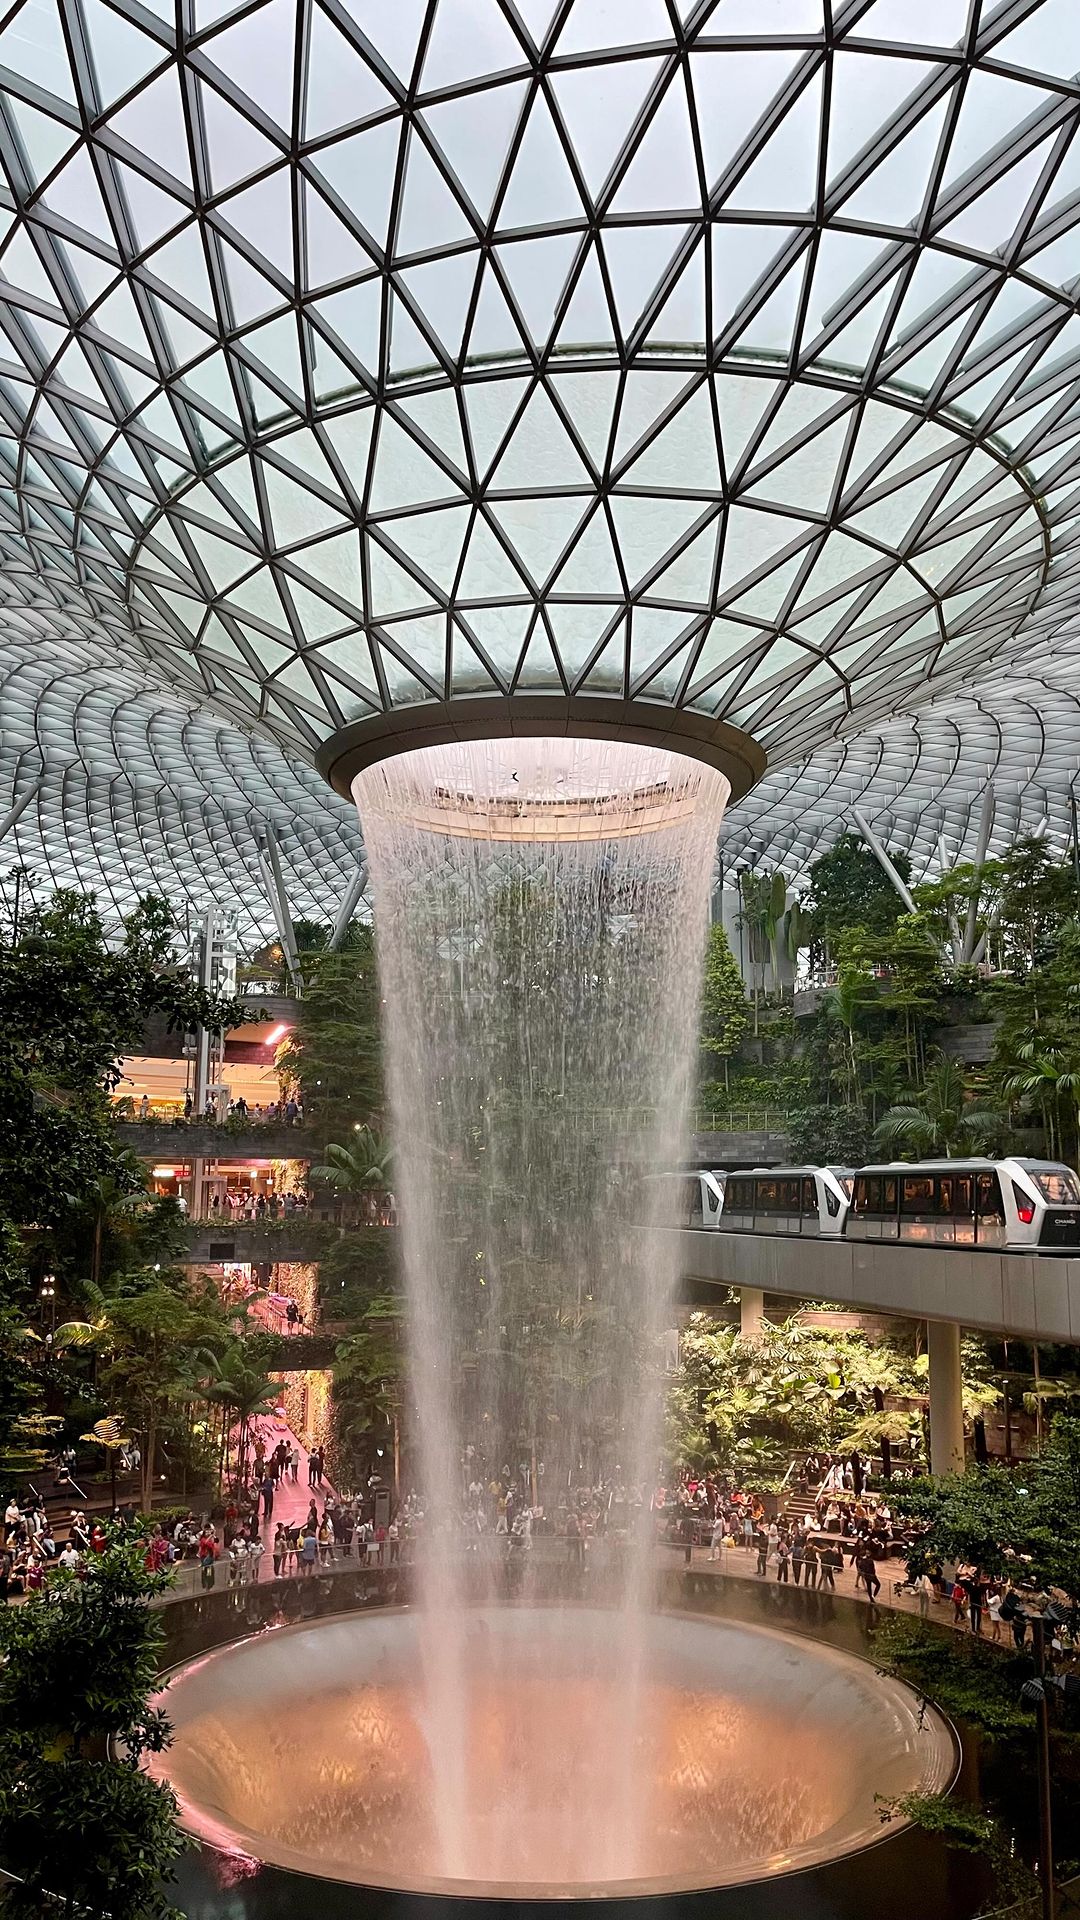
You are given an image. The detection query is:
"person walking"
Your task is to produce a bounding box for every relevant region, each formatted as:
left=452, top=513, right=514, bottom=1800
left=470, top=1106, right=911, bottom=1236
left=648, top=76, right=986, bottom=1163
left=819, top=1542, right=839, bottom=1591
left=289, top=1445, right=299, bottom=1483
left=915, top=1570, right=934, bottom=1619
left=987, top=1587, right=1003, bottom=1643
left=260, top=1472, right=275, bottom=1523
left=308, top=1449, right=318, bottom=1487
left=299, top=1528, right=318, bottom=1576
left=791, top=1530, right=805, bottom=1586
left=965, top=1572, right=986, bottom=1636
left=755, top=1525, right=768, bottom=1577
left=856, top=1548, right=881, bottom=1604
left=198, top=1527, right=218, bottom=1590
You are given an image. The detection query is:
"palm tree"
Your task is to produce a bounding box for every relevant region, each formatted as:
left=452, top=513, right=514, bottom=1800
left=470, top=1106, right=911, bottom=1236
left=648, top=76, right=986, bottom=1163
left=309, top=1129, right=394, bottom=1217
left=201, top=1345, right=280, bottom=1490
left=1003, top=1042, right=1080, bottom=1161
left=873, top=1057, right=1007, bottom=1158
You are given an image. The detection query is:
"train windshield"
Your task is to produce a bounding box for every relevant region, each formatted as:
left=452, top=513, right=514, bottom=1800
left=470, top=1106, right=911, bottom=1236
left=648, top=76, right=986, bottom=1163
left=1030, top=1168, right=1080, bottom=1205
left=838, top=1176, right=854, bottom=1199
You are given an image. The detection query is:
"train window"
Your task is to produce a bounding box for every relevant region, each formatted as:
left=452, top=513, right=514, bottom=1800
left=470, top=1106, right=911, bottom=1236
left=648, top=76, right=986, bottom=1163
left=901, top=1176, right=933, bottom=1214
left=977, top=1173, right=1004, bottom=1219
left=802, top=1177, right=816, bottom=1212
left=757, top=1180, right=777, bottom=1213
left=824, top=1183, right=840, bottom=1216
left=1031, top=1168, right=1080, bottom=1204
left=882, top=1177, right=898, bottom=1210
left=855, top=1176, right=881, bottom=1214
left=781, top=1177, right=800, bottom=1210
left=727, top=1178, right=748, bottom=1210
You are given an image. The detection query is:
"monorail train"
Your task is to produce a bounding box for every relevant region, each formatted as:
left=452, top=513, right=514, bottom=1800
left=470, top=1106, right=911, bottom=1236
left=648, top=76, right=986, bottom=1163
left=695, top=1158, right=1080, bottom=1251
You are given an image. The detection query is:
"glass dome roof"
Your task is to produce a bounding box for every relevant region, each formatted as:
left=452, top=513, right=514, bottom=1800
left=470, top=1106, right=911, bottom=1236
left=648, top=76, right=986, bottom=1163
left=1, top=0, right=1080, bottom=920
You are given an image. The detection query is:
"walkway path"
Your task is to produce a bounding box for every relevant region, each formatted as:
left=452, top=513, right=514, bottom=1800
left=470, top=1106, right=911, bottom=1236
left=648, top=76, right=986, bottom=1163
left=246, top=1415, right=336, bottom=1546
left=658, top=1539, right=972, bottom=1633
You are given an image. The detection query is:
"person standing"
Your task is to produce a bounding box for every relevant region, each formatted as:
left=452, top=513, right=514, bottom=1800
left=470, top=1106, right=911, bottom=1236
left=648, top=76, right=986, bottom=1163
left=260, top=1472, right=275, bottom=1523
left=198, top=1527, right=218, bottom=1590
left=272, top=1523, right=287, bottom=1578
left=791, top=1530, right=805, bottom=1587
left=819, top=1542, right=839, bottom=1592
left=915, top=1570, right=934, bottom=1619
left=708, top=1512, right=725, bottom=1562
left=755, top=1525, right=768, bottom=1577
left=308, top=1449, right=319, bottom=1488
left=289, top=1445, right=299, bottom=1484
left=803, top=1538, right=819, bottom=1589
left=775, top=1535, right=791, bottom=1583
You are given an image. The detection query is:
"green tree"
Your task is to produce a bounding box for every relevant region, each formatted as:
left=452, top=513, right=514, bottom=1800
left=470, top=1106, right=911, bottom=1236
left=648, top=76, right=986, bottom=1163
left=332, top=1306, right=406, bottom=1494
left=0, top=1530, right=187, bottom=1920
left=873, top=1056, right=1008, bottom=1158
left=803, top=831, right=912, bottom=961
left=309, top=1128, right=394, bottom=1211
left=699, top=922, right=748, bottom=1085
left=275, top=924, right=382, bottom=1142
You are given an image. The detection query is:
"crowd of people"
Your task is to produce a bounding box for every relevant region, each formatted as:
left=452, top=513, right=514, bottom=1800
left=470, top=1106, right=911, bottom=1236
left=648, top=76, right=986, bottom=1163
left=133, top=1091, right=306, bottom=1126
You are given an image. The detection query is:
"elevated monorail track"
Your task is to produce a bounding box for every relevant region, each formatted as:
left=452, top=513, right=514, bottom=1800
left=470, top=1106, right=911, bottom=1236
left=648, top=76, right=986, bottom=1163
left=673, top=1225, right=1080, bottom=1345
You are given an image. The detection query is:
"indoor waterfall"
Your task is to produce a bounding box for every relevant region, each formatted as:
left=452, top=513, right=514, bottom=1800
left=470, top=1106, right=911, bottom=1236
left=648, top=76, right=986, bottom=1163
left=352, top=737, right=729, bottom=1884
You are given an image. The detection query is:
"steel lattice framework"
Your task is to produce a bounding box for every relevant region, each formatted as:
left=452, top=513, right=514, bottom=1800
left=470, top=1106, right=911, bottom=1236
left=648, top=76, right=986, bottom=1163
left=1, top=0, right=1080, bottom=928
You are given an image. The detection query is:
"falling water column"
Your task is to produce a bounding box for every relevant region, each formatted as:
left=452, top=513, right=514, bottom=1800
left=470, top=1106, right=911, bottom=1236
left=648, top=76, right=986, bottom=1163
left=352, top=738, right=728, bottom=1888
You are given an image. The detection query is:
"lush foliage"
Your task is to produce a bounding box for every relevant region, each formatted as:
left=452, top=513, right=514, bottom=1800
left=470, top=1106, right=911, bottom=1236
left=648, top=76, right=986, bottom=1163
left=0, top=1531, right=186, bottom=1920
left=699, top=922, right=749, bottom=1081
left=276, top=923, right=382, bottom=1142
left=893, top=1414, right=1080, bottom=1598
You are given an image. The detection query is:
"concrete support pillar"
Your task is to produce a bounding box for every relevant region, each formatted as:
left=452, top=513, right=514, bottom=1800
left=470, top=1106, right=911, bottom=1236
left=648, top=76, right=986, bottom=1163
left=927, top=1319, right=965, bottom=1476
left=740, top=1287, right=766, bottom=1344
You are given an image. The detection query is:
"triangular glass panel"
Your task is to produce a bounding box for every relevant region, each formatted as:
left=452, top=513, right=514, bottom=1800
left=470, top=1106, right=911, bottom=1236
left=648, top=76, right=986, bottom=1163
left=378, top=504, right=471, bottom=596
left=602, top=222, right=688, bottom=338
left=0, top=0, right=76, bottom=102
left=219, top=169, right=295, bottom=278
left=580, top=619, right=627, bottom=692
left=293, top=527, right=363, bottom=608
left=716, top=504, right=809, bottom=597
left=145, top=224, right=217, bottom=323
left=398, top=252, right=478, bottom=359
left=422, top=79, right=528, bottom=220
left=514, top=619, right=565, bottom=690
left=420, top=0, right=523, bottom=92
left=940, top=70, right=1054, bottom=193
left=496, top=231, right=581, bottom=346
left=339, top=0, right=426, bottom=86
left=549, top=369, right=620, bottom=472
left=262, top=461, right=344, bottom=545
left=840, top=97, right=949, bottom=226
left=466, top=258, right=526, bottom=359
left=490, top=493, right=586, bottom=586
left=464, top=376, right=530, bottom=475
left=304, top=3, right=393, bottom=139
left=729, top=250, right=809, bottom=358
left=199, top=80, right=279, bottom=193
left=303, top=182, right=376, bottom=290
left=690, top=49, right=802, bottom=192
left=367, top=536, right=427, bottom=615
left=449, top=626, right=505, bottom=692
left=457, top=513, right=524, bottom=597
left=710, top=224, right=797, bottom=339
left=553, top=241, right=613, bottom=347
left=394, top=131, right=473, bottom=256
left=397, top=387, right=469, bottom=479
left=202, top=0, right=296, bottom=132
left=310, top=118, right=402, bottom=251
left=370, top=415, right=460, bottom=512
left=459, top=601, right=533, bottom=679
left=826, top=54, right=934, bottom=187
left=311, top=279, right=383, bottom=372
left=610, top=70, right=700, bottom=214
left=550, top=57, right=664, bottom=200
left=545, top=601, right=613, bottom=684
left=620, top=382, right=720, bottom=490
left=82, top=0, right=166, bottom=106
left=380, top=611, right=448, bottom=689
left=727, top=71, right=822, bottom=213
left=496, top=93, right=584, bottom=229
left=553, top=506, right=623, bottom=594
left=387, top=292, right=435, bottom=376
left=491, top=384, right=592, bottom=490
left=647, top=235, right=706, bottom=346
left=938, top=137, right=1056, bottom=254
left=646, top=518, right=720, bottom=604
left=611, top=494, right=705, bottom=587
left=9, top=98, right=80, bottom=184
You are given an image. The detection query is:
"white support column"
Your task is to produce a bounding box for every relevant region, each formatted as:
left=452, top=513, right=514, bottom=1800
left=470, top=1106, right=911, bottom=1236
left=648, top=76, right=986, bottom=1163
left=927, top=1319, right=965, bottom=1476
left=328, top=861, right=368, bottom=949
left=740, top=1287, right=766, bottom=1344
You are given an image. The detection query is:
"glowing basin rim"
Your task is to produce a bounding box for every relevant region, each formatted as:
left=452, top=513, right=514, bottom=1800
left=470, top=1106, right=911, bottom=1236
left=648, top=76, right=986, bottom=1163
left=148, top=1606, right=957, bottom=1899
